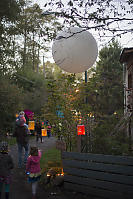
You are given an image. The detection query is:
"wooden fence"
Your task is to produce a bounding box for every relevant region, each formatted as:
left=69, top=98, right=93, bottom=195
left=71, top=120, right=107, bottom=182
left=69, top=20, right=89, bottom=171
left=62, top=151, right=133, bottom=199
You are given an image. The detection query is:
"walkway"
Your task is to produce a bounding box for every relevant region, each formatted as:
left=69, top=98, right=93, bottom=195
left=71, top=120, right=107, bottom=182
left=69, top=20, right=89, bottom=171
left=5, top=136, right=88, bottom=199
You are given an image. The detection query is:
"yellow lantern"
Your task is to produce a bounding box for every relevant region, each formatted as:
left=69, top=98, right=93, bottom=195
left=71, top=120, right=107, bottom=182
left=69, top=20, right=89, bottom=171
left=28, top=121, right=35, bottom=130
left=42, top=129, right=47, bottom=136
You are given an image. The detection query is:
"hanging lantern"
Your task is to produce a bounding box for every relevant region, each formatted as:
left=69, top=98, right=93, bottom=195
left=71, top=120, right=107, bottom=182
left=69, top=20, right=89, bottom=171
left=42, top=129, right=47, bottom=136
left=77, top=125, right=85, bottom=135
left=28, top=121, right=35, bottom=130
left=52, top=27, right=98, bottom=73
left=15, top=113, right=19, bottom=118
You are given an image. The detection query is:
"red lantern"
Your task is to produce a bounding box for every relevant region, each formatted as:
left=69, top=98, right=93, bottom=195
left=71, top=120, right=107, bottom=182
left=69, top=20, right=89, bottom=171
left=77, top=125, right=85, bottom=135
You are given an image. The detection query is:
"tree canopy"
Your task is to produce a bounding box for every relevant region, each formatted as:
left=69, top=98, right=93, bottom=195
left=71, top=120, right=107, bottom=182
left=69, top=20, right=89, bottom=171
left=43, top=0, right=133, bottom=45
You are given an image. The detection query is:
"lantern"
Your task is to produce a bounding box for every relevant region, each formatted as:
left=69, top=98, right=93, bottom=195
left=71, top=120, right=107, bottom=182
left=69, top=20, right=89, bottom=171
left=15, top=113, right=19, bottom=118
left=52, top=27, right=98, bottom=73
left=42, top=129, right=47, bottom=136
left=28, top=121, right=35, bottom=130
left=24, top=109, right=34, bottom=120
left=77, top=125, right=85, bottom=135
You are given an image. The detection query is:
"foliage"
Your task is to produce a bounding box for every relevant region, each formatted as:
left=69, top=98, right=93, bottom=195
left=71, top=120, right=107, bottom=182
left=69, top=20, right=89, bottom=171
left=40, top=147, right=61, bottom=172
left=11, top=67, right=47, bottom=115
left=44, top=0, right=133, bottom=43
left=0, top=74, right=23, bottom=135
left=0, top=0, right=63, bottom=134
left=80, top=40, right=127, bottom=154
left=0, top=0, right=62, bottom=74
left=91, top=114, right=129, bottom=155
left=42, top=40, right=128, bottom=155
left=41, top=62, right=80, bottom=151
left=0, top=0, right=24, bottom=22
left=0, top=0, right=25, bottom=73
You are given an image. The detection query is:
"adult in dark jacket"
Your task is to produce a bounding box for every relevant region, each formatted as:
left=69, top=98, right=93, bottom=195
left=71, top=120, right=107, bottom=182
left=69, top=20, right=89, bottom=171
left=0, top=141, right=14, bottom=199
left=14, top=118, right=29, bottom=168
left=35, top=120, right=43, bottom=143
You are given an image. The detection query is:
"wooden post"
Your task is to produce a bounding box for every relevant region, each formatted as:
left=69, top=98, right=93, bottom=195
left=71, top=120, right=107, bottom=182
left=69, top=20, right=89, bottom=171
left=77, top=135, right=81, bottom=152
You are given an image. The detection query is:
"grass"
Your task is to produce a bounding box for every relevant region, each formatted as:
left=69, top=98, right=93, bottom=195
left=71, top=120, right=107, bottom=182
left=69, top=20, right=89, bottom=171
left=0, top=137, right=17, bottom=146
left=7, top=137, right=16, bottom=145
left=40, top=147, right=62, bottom=173
left=0, top=134, right=35, bottom=148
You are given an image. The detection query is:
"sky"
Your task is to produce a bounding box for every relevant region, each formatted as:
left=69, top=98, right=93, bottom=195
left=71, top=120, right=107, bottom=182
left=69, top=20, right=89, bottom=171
left=32, top=0, right=133, bottom=63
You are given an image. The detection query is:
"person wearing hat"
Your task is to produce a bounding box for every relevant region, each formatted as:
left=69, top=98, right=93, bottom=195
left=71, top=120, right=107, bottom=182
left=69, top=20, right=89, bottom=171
left=16, top=111, right=28, bottom=130
left=0, top=141, right=14, bottom=199
left=14, top=117, right=29, bottom=168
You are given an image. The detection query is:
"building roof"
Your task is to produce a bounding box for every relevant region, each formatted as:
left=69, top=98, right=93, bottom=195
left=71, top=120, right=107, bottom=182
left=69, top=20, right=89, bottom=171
left=120, top=47, right=133, bottom=63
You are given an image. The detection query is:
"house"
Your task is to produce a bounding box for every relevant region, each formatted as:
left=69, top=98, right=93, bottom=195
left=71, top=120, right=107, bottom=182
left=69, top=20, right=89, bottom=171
left=120, top=47, right=133, bottom=113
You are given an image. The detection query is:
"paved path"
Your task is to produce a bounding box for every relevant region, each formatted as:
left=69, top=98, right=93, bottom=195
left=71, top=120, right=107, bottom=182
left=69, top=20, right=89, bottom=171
left=3, top=136, right=89, bottom=199
left=9, top=136, right=57, bottom=199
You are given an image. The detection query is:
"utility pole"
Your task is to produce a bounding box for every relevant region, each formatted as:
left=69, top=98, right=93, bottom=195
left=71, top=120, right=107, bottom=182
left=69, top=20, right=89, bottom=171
left=85, top=70, right=88, bottom=153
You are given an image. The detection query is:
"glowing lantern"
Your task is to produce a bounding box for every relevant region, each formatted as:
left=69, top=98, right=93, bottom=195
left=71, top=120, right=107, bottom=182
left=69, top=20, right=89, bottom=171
left=15, top=113, right=19, bottom=118
left=52, top=27, right=98, bottom=73
left=28, top=121, right=35, bottom=130
left=77, top=125, right=85, bottom=135
left=42, top=129, right=47, bottom=136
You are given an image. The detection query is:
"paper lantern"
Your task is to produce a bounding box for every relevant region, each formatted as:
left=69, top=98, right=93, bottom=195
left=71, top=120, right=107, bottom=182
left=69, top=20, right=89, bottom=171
left=24, top=109, right=34, bottom=120
left=15, top=113, right=19, bottom=118
left=77, top=125, right=85, bottom=135
left=52, top=27, right=98, bottom=73
left=28, top=121, right=35, bottom=130
left=42, top=129, right=47, bottom=136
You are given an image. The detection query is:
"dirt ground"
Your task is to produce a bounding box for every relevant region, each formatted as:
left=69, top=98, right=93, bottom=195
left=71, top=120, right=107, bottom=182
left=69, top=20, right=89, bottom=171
left=2, top=136, right=89, bottom=199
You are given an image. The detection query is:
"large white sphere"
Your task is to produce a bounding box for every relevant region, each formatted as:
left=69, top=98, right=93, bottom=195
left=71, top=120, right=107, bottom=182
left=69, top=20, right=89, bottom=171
left=52, top=27, right=98, bottom=73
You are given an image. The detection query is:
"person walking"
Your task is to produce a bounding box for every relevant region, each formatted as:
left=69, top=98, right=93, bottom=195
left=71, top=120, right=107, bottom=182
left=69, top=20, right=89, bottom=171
left=35, top=120, right=43, bottom=143
left=13, top=117, right=29, bottom=168
left=47, top=125, right=51, bottom=138
left=26, top=146, right=41, bottom=199
left=0, top=141, right=14, bottom=199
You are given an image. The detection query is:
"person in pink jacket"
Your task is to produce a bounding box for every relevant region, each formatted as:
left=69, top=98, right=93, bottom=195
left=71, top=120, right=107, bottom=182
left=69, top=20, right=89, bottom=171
left=26, top=146, right=41, bottom=199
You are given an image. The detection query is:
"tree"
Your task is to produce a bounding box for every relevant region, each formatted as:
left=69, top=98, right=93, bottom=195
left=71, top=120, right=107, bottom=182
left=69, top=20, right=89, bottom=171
left=15, top=3, right=62, bottom=70
left=58, top=40, right=126, bottom=154
left=43, top=0, right=133, bottom=44
left=0, top=0, right=25, bottom=74
left=85, top=41, right=126, bottom=154
left=41, top=62, right=79, bottom=150
left=0, top=0, right=23, bottom=23
left=0, top=74, right=23, bottom=136
left=92, top=40, right=123, bottom=116
left=0, top=0, right=62, bottom=74
left=12, top=67, right=47, bottom=114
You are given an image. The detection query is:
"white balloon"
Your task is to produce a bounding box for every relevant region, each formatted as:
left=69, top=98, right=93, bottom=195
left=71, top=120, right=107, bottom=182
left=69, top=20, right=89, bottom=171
left=52, top=27, right=98, bottom=73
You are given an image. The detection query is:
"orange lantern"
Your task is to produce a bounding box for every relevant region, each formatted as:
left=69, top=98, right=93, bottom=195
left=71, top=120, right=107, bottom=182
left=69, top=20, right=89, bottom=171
left=15, top=113, right=19, bottom=118
left=77, top=125, right=85, bottom=135
left=28, top=121, right=35, bottom=130
left=42, top=129, right=47, bottom=136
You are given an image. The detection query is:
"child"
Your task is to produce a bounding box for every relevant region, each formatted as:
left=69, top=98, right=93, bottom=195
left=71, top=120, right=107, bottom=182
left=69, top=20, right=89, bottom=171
left=26, top=146, right=41, bottom=199
left=0, top=141, right=14, bottom=199
left=16, top=111, right=29, bottom=130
